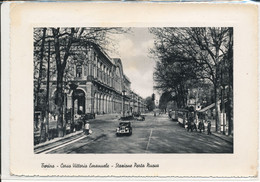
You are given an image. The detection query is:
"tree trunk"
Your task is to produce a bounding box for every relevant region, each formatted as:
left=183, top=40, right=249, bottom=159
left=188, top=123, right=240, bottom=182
left=227, top=28, right=233, bottom=135
left=180, top=85, right=186, bottom=108
left=214, top=84, right=220, bottom=132
left=227, top=66, right=233, bottom=135
left=175, top=88, right=181, bottom=108
left=45, top=40, right=51, bottom=140
left=52, top=28, right=65, bottom=137
left=56, top=71, right=64, bottom=137
left=36, top=28, right=47, bottom=143
left=35, top=28, right=47, bottom=109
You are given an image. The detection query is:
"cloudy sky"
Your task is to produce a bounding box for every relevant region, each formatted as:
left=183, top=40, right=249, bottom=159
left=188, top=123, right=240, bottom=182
left=108, top=28, right=159, bottom=100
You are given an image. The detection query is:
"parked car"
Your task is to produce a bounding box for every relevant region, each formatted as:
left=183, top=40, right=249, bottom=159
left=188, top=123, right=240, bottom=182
left=81, top=113, right=95, bottom=120
left=116, top=121, right=132, bottom=136
left=120, top=115, right=134, bottom=121
left=136, top=115, right=145, bottom=121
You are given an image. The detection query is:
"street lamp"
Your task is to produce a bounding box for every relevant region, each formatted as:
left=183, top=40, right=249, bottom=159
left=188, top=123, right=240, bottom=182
left=220, top=85, right=226, bottom=135
left=122, top=90, right=126, bottom=117
left=63, top=85, right=71, bottom=135
left=69, top=83, right=78, bottom=131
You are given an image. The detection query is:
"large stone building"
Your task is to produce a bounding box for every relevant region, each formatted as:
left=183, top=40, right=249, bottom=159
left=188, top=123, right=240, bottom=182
left=48, top=43, right=146, bottom=117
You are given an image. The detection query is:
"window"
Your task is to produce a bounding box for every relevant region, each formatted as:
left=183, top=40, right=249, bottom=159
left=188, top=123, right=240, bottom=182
left=85, top=65, right=88, bottom=76
left=94, top=65, right=97, bottom=78
left=116, top=67, right=120, bottom=77
left=94, top=52, right=96, bottom=62
left=76, top=65, right=82, bottom=78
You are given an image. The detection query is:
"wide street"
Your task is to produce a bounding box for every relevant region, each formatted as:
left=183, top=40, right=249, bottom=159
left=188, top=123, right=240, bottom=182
left=47, top=114, right=233, bottom=154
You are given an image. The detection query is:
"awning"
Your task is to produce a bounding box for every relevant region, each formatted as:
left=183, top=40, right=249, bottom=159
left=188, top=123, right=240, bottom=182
left=198, top=99, right=227, bottom=113
left=198, top=103, right=215, bottom=112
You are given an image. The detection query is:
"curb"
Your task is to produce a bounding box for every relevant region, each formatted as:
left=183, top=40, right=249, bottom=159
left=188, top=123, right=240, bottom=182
left=211, top=133, right=233, bottom=144
left=34, top=131, right=84, bottom=154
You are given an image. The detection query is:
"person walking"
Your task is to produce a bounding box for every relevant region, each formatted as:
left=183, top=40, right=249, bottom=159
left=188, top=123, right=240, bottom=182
left=198, top=120, right=204, bottom=133
left=187, top=112, right=195, bottom=132
left=85, top=121, right=90, bottom=135
left=207, top=120, right=212, bottom=135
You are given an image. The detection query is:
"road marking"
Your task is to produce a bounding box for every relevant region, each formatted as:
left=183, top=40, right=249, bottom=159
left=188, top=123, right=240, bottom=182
left=42, top=135, right=87, bottom=154
left=145, top=129, right=153, bottom=152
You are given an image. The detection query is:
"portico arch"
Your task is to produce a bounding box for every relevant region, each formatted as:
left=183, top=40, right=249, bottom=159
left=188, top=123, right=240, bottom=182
left=94, top=93, right=97, bottom=113
left=72, top=89, right=86, bottom=115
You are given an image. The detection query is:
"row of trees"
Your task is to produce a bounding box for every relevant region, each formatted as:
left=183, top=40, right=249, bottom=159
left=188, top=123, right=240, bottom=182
left=144, top=96, right=156, bottom=112
left=34, top=27, right=128, bottom=138
left=150, top=27, right=233, bottom=134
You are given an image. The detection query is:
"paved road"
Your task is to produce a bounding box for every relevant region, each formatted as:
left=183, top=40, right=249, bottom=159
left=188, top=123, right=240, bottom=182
left=48, top=114, right=233, bottom=154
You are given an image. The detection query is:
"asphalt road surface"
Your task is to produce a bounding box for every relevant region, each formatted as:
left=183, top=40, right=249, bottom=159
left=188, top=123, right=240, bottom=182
left=48, top=114, right=233, bottom=154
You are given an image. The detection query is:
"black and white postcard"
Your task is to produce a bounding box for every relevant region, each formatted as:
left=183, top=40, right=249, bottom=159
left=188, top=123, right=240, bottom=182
left=6, top=2, right=258, bottom=177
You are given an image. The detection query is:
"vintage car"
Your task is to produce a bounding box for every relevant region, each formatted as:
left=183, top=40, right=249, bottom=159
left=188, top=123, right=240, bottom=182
left=116, top=121, right=132, bottom=136
left=136, top=115, right=145, bottom=121
left=120, top=115, right=134, bottom=121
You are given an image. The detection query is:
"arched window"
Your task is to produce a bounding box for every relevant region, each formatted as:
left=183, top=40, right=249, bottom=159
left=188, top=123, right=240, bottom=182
left=116, top=67, right=120, bottom=77
left=76, top=65, right=82, bottom=78
left=94, top=52, right=97, bottom=62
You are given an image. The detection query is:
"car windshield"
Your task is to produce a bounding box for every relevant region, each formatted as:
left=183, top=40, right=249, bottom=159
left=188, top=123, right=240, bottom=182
left=119, top=122, right=130, bottom=126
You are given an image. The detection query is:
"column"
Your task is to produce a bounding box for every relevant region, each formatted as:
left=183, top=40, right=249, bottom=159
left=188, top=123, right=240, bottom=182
left=95, top=94, right=98, bottom=113
left=86, top=83, right=94, bottom=113
left=108, top=97, right=111, bottom=113
left=99, top=94, right=102, bottom=114
left=112, top=98, right=114, bottom=113
left=100, top=94, right=103, bottom=114
left=94, top=94, right=97, bottom=113
left=104, top=95, right=107, bottom=113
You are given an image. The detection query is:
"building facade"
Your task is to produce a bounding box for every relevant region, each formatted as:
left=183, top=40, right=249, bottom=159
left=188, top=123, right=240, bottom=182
left=48, top=44, right=146, bottom=117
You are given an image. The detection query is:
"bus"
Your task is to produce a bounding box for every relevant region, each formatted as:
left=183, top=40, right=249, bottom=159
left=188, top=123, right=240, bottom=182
left=176, top=109, right=189, bottom=127
left=168, top=110, right=178, bottom=121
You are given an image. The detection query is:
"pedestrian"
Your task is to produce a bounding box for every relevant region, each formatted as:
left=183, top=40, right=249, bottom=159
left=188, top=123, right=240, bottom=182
left=202, top=120, right=205, bottom=132
left=207, top=121, right=212, bottom=135
left=85, top=121, right=90, bottom=135
left=187, top=121, right=191, bottom=132
left=187, top=113, right=194, bottom=132
left=198, top=120, right=204, bottom=133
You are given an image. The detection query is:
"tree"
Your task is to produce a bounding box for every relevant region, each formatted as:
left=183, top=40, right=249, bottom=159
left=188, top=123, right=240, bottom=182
left=34, top=27, right=128, bottom=137
left=34, top=28, right=47, bottom=110
left=150, top=27, right=233, bottom=132
left=145, top=96, right=155, bottom=111
left=159, top=92, right=173, bottom=112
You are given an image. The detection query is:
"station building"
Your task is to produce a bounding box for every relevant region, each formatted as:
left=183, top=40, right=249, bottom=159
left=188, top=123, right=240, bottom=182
left=48, top=43, right=146, bottom=117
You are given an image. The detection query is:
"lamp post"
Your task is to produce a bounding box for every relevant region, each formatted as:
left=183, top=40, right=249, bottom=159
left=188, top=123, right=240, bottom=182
left=63, top=84, right=71, bottom=135
left=69, top=83, right=78, bottom=131
left=122, top=90, right=126, bottom=117
left=221, top=85, right=227, bottom=135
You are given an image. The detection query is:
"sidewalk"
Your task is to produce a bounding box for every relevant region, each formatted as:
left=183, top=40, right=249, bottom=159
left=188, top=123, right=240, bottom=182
left=34, top=114, right=118, bottom=153
left=207, top=119, right=233, bottom=144
left=211, top=131, right=233, bottom=144
left=34, top=130, right=84, bottom=154
left=34, top=126, right=105, bottom=154
left=94, top=113, right=121, bottom=121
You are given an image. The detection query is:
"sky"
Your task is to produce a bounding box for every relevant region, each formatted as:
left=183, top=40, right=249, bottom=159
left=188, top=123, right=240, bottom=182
left=108, top=28, right=160, bottom=101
